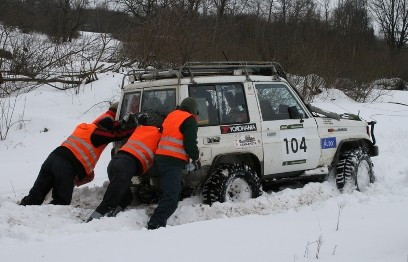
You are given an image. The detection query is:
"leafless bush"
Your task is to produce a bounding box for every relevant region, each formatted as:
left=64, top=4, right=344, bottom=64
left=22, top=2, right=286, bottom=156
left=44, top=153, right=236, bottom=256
left=336, top=203, right=345, bottom=231
left=290, top=74, right=325, bottom=102
left=372, top=78, right=407, bottom=90
left=304, top=235, right=324, bottom=259
left=1, top=27, right=121, bottom=94
left=0, top=92, right=25, bottom=141
left=332, top=78, right=374, bottom=102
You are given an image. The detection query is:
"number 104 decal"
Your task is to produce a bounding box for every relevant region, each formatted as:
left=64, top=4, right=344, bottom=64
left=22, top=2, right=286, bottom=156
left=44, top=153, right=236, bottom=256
left=280, top=129, right=308, bottom=162
left=283, top=137, right=307, bottom=154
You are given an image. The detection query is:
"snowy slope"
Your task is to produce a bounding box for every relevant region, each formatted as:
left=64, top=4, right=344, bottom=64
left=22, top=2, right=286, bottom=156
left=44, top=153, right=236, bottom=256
left=1, top=79, right=408, bottom=262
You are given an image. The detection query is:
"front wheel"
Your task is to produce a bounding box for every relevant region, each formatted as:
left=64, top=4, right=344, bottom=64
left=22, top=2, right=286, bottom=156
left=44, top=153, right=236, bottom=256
left=202, top=164, right=262, bottom=205
left=336, top=148, right=375, bottom=192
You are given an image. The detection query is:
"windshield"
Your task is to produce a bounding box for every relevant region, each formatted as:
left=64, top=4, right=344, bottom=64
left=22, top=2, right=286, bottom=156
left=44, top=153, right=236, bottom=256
left=141, top=89, right=176, bottom=116
left=120, top=89, right=176, bottom=120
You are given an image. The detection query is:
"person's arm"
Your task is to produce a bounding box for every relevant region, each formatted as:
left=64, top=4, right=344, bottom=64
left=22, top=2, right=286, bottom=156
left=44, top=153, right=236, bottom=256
left=180, top=116, right=199, bottom=161
left=91, top=126, right=135, bottom=147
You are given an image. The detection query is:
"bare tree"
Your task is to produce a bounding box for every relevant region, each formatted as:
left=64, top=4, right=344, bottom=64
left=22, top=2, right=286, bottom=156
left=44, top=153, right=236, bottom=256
left=1, top=28, right=121, bottom=93
left=114, top=0, right=170, bottom=19
left=54, top=0, right=89, bottom=42
left=213, top=0, right=230, bottom=17
left=371, top=0, right=408, bottom=50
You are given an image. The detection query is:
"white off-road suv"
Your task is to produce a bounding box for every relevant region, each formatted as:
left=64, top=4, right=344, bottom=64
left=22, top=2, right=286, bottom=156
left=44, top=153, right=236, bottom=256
left=115, top=62, right=378, bottom=205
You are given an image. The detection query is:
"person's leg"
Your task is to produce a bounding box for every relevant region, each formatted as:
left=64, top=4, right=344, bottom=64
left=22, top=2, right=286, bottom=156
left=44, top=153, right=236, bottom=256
left=95, top=156, right=139, bottom=215
left=148, top=161, right=183, bottom=229
left=107, top=158, right=115, bottom=181
left=20, top=153, right=56, bottom=205
left=106, top=157, right=134, bottom=213
left=119, top=188, right=133, bottom=210
left=49, top=155, right=76, bottom=205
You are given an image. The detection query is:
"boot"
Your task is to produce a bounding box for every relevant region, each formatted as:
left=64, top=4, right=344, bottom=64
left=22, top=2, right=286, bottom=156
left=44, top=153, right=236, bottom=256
left=86, top=211, right=103, bottom=223
left=106, top=206, right=123, bottom=217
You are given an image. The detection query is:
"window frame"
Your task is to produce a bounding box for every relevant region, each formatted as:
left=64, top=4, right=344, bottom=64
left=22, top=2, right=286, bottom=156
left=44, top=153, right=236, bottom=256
left=255, top=82, right=309, bottom=121
left=119, top=90, right=142, bottom=120
left=188, top=82, right=250, bottom=127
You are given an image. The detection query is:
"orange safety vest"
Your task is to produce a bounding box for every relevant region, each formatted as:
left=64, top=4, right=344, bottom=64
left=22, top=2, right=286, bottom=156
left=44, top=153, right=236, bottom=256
left=92, top=110, right=116, bottom=125
left=119, top=126, right=161, bottom=174
left=61, top=123, right=106, bottom=175
left=155, top=110, right=194, bottom=161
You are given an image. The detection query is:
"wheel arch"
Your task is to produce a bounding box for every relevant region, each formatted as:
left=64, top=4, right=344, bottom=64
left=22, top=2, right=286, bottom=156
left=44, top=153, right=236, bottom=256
left=332, top=138, right=377, bottom=166
left=210, top=152, right=262, bottom=178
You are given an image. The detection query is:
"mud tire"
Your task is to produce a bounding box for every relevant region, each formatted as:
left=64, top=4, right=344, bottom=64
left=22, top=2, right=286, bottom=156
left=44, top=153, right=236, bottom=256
left=202, top=164, right=262, bottom=205
left=336, top=148, right=375, bottom=192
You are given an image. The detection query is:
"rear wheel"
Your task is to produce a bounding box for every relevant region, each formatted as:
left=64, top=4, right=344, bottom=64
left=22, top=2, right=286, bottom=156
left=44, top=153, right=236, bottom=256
left=202, top=164, right=262, bottom=205
left=336, top=148, right=375, bottom=192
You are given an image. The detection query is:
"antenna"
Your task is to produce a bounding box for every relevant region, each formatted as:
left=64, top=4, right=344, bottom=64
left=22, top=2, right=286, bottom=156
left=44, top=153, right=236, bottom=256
left=222, top=50, right=229, bottom=61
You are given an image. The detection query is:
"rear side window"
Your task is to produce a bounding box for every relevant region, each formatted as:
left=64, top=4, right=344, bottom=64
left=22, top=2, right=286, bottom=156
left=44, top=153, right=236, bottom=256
left=120, top=92, right=141, bottom=119
left=142, top=89, right=176, bottom=116
left=189, top=83, right=249, bottom=126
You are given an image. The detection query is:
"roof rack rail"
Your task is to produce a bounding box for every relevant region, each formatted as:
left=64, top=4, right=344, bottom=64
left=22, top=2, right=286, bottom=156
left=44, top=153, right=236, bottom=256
left=121, top=61, right=289, bottom=88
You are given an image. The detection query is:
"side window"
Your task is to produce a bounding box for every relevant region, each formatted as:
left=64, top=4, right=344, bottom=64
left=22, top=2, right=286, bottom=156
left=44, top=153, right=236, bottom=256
left=218, top=84, right=249, bottom=124
left=189, top=83, right=249, bottom=126
left=256, top=84, right=306, bottom=121
left=120, top=92, right=141, bottom=119
left=190, top=86, right=219, bottom=125
left=142, top=89, right=176, bottom=116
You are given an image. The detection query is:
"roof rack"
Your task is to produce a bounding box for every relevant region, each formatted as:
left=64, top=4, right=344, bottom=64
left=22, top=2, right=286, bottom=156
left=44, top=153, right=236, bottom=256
left=121, top=61, right=289, bottom=88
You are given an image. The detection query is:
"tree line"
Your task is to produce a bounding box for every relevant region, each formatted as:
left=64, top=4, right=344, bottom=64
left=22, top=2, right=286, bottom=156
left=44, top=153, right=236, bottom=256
left=0, top=0, right=407, bottom=87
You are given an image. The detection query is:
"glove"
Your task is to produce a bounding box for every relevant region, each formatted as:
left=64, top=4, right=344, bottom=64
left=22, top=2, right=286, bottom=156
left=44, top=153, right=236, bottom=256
left=137, top=113, right=148, bottom=126
left=123, top=112, right=132, bottom=123
left=120, top=112, right=137, bottom=129
left=185, top=160, right=201, bottom=171
left=120, top=112, right=131, bottom=127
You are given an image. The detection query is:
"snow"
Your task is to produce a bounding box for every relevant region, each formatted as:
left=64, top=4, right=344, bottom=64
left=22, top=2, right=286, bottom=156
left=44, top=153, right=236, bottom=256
left=1, top=77, right=408, bottom=261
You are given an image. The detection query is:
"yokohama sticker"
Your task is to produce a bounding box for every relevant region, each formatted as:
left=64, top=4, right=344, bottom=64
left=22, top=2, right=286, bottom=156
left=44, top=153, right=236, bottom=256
left=220, top=123, right=257, bottom=134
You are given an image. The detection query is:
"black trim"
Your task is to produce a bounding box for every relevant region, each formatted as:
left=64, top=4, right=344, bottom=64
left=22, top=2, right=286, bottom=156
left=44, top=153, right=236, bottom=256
left=372, top=145, right=379, bottom=157
left=332, top=138, right=378, bottom=166
left=368, top=121, right=377, bottom=145
left=210, top=152, right=262, bottom=178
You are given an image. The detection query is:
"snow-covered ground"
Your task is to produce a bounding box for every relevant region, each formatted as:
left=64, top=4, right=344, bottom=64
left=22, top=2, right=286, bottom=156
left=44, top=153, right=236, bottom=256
left=1, top=76, right=408, bottom=262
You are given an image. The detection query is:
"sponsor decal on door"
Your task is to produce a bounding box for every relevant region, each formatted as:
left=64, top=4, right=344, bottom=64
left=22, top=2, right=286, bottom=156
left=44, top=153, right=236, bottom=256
left=220, top=123, right=257, bottom=134
left=234, top=134, right=261, bottom=149
left=321, top=137, right=336, bottom=149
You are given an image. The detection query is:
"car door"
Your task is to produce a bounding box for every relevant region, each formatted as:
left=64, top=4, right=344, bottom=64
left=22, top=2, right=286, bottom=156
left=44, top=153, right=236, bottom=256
left=254, top=82, right=321, bottom=175
left=189, top=82, right=261, bottom=164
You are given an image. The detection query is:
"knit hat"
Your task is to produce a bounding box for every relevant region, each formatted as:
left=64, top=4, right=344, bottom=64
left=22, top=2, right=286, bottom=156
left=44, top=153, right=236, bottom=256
left=109, top=101, right=119, bottom=112
left=180, top=97, right=198, bottom=115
